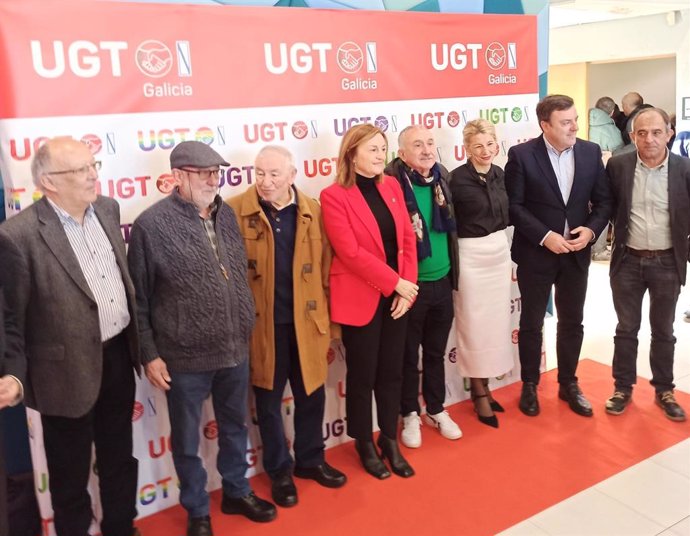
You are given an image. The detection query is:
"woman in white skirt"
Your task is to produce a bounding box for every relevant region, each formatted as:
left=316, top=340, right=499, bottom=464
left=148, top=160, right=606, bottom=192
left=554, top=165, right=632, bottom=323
left=449, top=119, right=513, bottom=428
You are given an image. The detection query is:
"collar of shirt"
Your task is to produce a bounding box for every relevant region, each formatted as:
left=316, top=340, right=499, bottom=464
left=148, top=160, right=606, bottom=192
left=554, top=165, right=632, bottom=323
left=46, top=197, right=94, bottom=226
left=264, top=185, right=297, bottom=211
left=636, top=148, right=669, bottom=171
left=544, top=137, right=575, bottom=158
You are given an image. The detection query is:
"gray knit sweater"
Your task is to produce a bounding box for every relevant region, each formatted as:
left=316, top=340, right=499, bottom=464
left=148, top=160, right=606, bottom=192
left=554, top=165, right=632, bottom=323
left=127, top=191, right=255, bottom=372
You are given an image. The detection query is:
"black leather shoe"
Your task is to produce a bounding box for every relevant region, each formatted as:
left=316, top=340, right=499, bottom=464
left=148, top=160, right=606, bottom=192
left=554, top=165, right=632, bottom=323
left=376, top=435, right=415, bottom=478
left=605, top=390, right=632, bottom=415
left=221, top=491, right=277, bottom=522
left=559, top=382, right=593, bottom=417
left=354, top=439, right=391, bottom=480
left=294, top=462, right=347, bottom=488
left=271, top=472, right=298, bottom=507
left=655, top=391, right=687, bottom=422
left=519, top=382, right=540, bottom=416
left=187, top=516, right=212, bottom=536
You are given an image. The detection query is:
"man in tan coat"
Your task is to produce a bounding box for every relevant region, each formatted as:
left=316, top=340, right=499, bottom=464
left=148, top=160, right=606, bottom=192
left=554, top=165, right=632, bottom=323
left=227, top=145, right=346, bottom=509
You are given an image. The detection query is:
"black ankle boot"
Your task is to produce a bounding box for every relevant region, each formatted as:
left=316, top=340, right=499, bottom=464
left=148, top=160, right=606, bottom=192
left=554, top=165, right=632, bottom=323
left=376, top=435, right=414, bottom=478
left=354, top=439, right=391, bottom=480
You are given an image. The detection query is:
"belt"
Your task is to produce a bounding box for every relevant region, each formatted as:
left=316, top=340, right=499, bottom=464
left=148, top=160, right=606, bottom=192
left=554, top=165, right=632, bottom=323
left=627, top=248, right=673, bottom=258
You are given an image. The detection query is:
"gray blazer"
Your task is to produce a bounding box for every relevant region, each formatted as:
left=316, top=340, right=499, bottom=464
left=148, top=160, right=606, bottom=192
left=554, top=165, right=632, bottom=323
left=607, top=151, right=690, bottom=285
left=0, top=196, right=140, bottom=418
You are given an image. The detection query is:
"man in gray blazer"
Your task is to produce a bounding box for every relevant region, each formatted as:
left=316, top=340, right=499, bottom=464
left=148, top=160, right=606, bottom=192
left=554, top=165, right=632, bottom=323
left=605, top=108, right=690, bottom=422
left=0, top=138, right=141, bottom=536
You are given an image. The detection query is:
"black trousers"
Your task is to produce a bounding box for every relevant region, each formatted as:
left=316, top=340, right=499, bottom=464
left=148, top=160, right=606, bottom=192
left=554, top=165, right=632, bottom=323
left=516, top=254, right=588, bottom=385
left=341, top=295, right=408, bottom=440
left=253, top=323, right=325, bottom=479
left=400, top=276, right=454, bottom=416
left=41, top=333, right=137, bottom=536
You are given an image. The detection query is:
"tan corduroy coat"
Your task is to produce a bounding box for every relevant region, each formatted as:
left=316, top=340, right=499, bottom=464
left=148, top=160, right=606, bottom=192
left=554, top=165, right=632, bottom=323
left=227, top=186, right=339, bottom=395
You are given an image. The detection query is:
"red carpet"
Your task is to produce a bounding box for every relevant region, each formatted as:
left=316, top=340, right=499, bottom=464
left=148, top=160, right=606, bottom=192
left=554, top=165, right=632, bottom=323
left=136, top=360, right=690, bottom=536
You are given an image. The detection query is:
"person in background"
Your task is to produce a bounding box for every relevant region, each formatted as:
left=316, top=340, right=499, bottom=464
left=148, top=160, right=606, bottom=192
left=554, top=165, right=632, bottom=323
left=505, top=94, right=612, bottom=419
left=605, top=108, right=690, bottom=422
left=0, top=138, right=141, bottom=536
left=449, top=119, right=513, bottom=428
left=321, top=124, right=418, bottom=479
left=588, top=96, right=623, bottom=261
left=128, top=141, right=275, bottom=536
left=384, top=125, right=462, bottom=449
left=589, top=97, right=624, bottom=154
left=621, top=92, right=652, bottom=146
left=227, top=145, right=346, bottom=509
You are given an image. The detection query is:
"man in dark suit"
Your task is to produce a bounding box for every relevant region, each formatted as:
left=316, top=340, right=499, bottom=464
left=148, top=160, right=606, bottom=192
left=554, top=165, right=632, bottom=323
left=505, top=94, right=612, bottom=418
left=0, top=289, right=25, bottom=536
left=0, top=138, right=141, bottom=536
left=605, top=108, right=690, bottom=422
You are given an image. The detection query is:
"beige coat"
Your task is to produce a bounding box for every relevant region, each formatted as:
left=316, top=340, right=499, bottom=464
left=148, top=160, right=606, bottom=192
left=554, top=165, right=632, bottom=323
left=227, top=186, right=339, bottom=395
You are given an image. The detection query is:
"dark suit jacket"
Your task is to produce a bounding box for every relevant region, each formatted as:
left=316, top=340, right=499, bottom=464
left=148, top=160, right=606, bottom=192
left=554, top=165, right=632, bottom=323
left=607, top=151, right=690, bottom=285
left=0, top=196, right=140, bottom=418
left=505, top=135, right=612, bottom=269
left=320, top=176, right=418, bottom=327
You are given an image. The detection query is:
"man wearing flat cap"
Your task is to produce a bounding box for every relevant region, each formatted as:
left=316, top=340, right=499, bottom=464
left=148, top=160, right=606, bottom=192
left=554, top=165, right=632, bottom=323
left=128, top=141, right=276, bottom=536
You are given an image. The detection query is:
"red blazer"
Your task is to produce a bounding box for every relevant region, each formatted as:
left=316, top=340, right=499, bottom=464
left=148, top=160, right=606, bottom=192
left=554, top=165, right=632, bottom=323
left=320, top=175, right=417, bottom=326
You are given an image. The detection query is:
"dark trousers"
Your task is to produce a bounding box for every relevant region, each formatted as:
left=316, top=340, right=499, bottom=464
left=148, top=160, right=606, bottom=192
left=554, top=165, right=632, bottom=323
left=254, top=323, right=325, bottom=479
left=167, top=360, right=250, bottom=518
left=41, top=334, right=137, bottom=536
left=611, top=253, right=680, bottom=393
left=341, top=294, right=408, bottom=440
left=517, top=254, right=588, bottom=385
left=401, top=276, right=454, bottom=416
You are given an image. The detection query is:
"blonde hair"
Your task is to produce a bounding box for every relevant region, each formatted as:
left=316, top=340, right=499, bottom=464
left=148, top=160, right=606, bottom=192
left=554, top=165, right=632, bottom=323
left=335, top=124, right=387, bottom=187
left=462, top=119, right=497, bottom=147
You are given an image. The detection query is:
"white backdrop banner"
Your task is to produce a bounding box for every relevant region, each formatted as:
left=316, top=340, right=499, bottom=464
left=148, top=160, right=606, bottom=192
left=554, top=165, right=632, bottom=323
left=0, top=1, right=541, bottom=533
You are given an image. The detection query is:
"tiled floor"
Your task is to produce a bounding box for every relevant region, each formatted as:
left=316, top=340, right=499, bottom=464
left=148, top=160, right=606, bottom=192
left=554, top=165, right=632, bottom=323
left=498, top=261, right=690, bottom=536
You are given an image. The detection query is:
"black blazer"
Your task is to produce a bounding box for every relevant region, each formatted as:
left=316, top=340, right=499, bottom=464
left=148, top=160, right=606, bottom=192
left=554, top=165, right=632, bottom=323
left=607, top=151, right=690, bottom=285
left=505, top=135, right=612, bottom=269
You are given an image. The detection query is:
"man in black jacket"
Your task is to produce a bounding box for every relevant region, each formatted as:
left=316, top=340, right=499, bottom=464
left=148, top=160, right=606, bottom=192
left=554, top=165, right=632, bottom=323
left=605, top=108, right=689, bottom=422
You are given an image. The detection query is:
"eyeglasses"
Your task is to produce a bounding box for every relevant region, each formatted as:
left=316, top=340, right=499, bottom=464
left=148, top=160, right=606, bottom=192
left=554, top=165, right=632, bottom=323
left=181, top=168, right=221, bottom=180
left=46, top=161, right=102, bottom=176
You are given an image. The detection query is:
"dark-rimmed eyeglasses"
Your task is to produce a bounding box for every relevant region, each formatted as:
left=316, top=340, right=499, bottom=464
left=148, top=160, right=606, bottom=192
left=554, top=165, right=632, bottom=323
left=180, top=168, right=221, bottom=180
left=46, top=161, right=102, bottom=176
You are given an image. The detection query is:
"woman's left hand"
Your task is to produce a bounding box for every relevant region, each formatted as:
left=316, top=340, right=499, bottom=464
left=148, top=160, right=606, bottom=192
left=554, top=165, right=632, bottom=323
left=391, top=295, right=412, bottom=320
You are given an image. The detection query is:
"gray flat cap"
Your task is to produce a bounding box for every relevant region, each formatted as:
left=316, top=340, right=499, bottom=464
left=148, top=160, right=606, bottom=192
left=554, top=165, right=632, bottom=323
left=170, top=141, right=229, bottom=169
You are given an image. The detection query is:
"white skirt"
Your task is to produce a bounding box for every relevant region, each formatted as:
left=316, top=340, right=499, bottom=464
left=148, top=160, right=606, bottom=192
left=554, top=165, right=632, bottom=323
left=453, top=230, right=514, bottom=378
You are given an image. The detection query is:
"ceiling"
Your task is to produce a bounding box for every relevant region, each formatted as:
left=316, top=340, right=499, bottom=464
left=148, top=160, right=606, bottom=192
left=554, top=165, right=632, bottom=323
left=549, top=0, right=690, bottom=28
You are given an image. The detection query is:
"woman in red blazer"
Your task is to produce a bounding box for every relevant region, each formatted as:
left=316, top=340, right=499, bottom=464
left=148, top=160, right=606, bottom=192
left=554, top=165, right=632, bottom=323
left=321, top=124, right=418, bottom=479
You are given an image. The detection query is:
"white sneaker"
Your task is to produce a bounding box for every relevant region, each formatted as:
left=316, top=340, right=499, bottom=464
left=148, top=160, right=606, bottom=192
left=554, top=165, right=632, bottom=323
left=401, top=411, right=422, bottom=448
left=684, top=310, right=690, bottom=323
left=425, top=410, right=462, bottom=440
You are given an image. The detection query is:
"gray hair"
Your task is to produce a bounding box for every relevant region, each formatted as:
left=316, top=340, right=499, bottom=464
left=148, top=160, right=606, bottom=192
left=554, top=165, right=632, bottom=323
left=30, top=142, right=53, bottom=189
left=397, top=125, right=431, bottom=149
left=631, top=107, right=671, bottom=132
left=595, top=97, right=616, bottom=115
left=256, top=144, right=295, bottom=170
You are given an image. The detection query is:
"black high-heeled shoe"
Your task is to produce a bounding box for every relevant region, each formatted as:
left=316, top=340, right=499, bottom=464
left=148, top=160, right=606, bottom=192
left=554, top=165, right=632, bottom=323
left=482, top=378, right=505, bottom=412
left=471, top=393, right=499, bottom=428
left=354, top=439, right=391, bottom=480
left=376, top=435, right=415, bottom=478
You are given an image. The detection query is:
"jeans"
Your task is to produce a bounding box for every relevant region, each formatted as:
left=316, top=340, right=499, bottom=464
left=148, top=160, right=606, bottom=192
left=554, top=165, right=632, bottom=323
left=254, top=323, right=325, bottom=479
left=400, top=276, right=454, bottom=416
left=167, top=360, right=251, bottom=518
left=610, top=253, right=680, bottom=392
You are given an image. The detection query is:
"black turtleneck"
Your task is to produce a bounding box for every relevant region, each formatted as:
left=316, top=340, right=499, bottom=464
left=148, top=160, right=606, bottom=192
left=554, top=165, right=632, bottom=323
left=355, top=174, right=398, bottom=271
